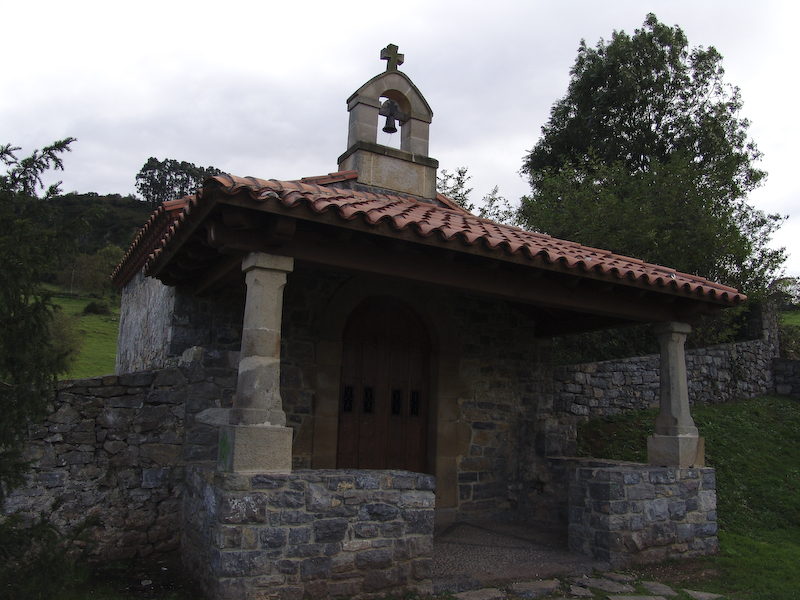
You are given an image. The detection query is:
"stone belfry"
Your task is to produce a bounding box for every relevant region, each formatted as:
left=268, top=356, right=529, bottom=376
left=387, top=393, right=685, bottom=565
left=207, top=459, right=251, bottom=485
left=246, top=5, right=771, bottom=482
left=338, top=44, right=439, bottom=200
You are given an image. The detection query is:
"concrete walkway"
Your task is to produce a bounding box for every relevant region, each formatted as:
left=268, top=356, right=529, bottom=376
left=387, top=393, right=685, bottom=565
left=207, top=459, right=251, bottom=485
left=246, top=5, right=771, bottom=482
left=432, top=519, right=725, bottom=599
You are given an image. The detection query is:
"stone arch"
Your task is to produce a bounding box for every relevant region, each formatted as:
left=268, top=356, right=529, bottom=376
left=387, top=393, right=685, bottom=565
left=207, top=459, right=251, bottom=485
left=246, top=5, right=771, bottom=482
left=345, top=71, right=433, bottom=156
left=311, top=276, right=468, bottom=508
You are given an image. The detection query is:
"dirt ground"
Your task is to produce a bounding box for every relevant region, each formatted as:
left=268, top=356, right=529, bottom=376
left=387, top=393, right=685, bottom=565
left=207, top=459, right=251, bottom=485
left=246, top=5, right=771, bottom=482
left=80, top=550, right=203, bottom=599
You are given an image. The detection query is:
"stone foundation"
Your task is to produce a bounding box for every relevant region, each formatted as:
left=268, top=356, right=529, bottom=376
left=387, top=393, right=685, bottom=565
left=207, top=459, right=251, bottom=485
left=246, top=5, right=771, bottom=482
left=181, top=466, right=435, bottom=600
left=565, top=459, right=718, bottom=566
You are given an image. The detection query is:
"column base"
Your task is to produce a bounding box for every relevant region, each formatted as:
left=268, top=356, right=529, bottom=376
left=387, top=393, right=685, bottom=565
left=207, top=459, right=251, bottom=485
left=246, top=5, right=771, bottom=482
left=218, top=424, right=293, bottom=473
left=647, top=435, right=705, bottom=468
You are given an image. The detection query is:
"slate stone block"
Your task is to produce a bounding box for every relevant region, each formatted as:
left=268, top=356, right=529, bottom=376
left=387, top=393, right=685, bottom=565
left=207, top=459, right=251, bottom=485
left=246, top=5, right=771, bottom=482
left=314, top=518, right=348, bottom=543
left=644, top=498, right=669, bottom=523
left=251, top=475, right=286, bottom=489
left=260, top=527, right=288, bottom=549
left=270, top=490, right=305, bottom=509
left=287, top=544, right=323, bottom=558
left=402, top=509, right=434, bottom=534
left=279, top=510, right=314, bottom=525
left=288, top=527, right=311, bottom=545
left=276, top=559, right=298, bottom=575
left=359, top=503, right=399, bottom=522
left=353, top=522, right=379, bottom=538
left=300, top=556, right=331, bottom=581
left=355, top=548, right=393, bottom=570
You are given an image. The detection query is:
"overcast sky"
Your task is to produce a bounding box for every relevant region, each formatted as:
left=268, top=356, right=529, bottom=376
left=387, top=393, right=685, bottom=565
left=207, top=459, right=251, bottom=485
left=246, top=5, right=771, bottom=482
left=4, top=0, right=798, bottom=279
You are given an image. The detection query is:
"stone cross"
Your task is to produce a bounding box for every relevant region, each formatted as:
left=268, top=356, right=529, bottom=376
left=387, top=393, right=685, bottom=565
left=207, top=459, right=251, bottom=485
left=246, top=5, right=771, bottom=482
left=381, top=44, right=404, bottom=71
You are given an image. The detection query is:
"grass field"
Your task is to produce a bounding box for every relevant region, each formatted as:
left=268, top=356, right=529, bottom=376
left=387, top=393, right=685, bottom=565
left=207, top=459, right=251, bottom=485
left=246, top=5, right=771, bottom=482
left=578, top=395, right=800, bottom=600
left=783, top=310, right=800, bottom=327
left=45, top=284, right=121, bottom=379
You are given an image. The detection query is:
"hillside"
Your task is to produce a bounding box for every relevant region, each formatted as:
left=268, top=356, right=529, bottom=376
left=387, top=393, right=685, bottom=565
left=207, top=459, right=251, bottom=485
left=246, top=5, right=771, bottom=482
left=53, top=192, right=153, bottom=255
left=578, top=396, right=800, bottom=599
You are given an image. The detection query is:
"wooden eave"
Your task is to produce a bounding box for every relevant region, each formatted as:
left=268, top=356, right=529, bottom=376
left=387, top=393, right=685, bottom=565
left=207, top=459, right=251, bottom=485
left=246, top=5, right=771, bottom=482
left=144, top=189, right=731, bottom=335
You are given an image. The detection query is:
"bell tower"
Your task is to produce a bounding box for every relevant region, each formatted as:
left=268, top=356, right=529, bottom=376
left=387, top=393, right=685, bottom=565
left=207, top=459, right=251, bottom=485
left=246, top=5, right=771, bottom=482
left=337, top=44, right=439, bottom=200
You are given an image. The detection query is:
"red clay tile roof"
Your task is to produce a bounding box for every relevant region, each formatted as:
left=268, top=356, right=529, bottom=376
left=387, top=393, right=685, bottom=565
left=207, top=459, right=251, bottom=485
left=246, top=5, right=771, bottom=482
left=112, top=197, right=194, bottom=288
left=112, top=172, right=745, bottom=305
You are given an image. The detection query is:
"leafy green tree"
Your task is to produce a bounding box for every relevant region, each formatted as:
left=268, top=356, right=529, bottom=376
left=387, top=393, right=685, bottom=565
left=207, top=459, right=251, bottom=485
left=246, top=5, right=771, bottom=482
left=437, top=167, right=474, bottom=212
left=54, top=192, right=153, bottom=255
left=438, top=167, right=518, bottom=225
left=58, top=245, right=125, bottom=298
left=520, top=13, right=785, bottom=298
left=0, top=139, right=78, bottom=506
left=135, top=157, right=222, bottom=209
left=478, top=186, right=519, bottom=227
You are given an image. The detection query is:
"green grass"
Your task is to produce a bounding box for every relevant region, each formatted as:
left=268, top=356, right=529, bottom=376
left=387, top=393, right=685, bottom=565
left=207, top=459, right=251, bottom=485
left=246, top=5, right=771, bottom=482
left=45, top=283, right=120, bottom=379
left=578, top=395, right=800, bottom=599
left=782, top=310, right=800, bottom=327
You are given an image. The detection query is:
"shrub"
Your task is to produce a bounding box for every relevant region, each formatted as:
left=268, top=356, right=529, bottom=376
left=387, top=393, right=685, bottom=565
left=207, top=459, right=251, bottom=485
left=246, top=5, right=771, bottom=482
left=82, top=300, right=110, bottom=316
left=779, top=322, right=800, bottom=359
left=0, top=502, right=95, bottom=599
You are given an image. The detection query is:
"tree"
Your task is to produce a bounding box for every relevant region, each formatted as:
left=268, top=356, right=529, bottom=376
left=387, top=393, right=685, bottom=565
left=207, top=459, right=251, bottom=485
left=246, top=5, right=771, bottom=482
left=437, top=167, right=519, bottom=226
left=57, top=245, right=125, bottom=298
left=0, top=139, right=78, bottom=506
left=135, top=157, right=222, bottom=209
left=437, top=167, right=474, bottom=212
left=519, top=13, right=785, bottom=298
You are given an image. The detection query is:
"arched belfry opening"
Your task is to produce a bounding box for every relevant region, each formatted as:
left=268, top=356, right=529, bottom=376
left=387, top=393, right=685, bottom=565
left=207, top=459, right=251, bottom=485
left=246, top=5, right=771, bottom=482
left=338, top=44, right=439, bottom=199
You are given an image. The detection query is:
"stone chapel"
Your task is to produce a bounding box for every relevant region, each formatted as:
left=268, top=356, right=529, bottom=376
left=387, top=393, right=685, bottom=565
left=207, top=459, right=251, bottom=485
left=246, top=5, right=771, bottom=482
left=111, top=45, right=742, bottom=599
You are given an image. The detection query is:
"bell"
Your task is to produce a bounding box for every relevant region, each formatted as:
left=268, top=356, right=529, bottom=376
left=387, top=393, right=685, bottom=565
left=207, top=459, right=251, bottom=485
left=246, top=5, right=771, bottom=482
left=379, top=99, right=403, bottom=135
left=382, top=115, right=398, bottom=134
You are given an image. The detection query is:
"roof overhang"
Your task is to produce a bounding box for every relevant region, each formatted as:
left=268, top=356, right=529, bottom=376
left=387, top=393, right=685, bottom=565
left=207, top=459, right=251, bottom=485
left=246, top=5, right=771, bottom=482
left=113, top=173, right=745, bottom=337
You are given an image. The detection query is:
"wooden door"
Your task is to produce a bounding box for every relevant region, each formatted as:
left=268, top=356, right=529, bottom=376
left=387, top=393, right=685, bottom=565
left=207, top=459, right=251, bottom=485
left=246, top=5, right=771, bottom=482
left=337, top=297, right=430, bottom=472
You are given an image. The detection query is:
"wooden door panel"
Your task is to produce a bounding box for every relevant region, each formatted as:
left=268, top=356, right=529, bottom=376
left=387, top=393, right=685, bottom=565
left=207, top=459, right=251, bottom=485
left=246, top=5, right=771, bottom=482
left=336, top=297, right=430, bottom=472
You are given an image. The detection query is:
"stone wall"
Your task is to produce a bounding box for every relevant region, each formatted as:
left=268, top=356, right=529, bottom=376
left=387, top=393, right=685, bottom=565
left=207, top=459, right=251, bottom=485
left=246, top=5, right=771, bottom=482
left=267, top=267, right=557, bottom=518
left=554, top=336, right=779, bottom=420
left=280, top=268, right=355, bottom=469
left=773, top=358, right=800, bottom=398
left=6, top=363, right=236, bottom=559
left=564, top=459, right=718, bottom=566
left=181, top=467, right=435, bottom=600
left=450, top=294, right=553, bottom=517
left=116, top=272, right=244, bottom=374
left=116, top=271, right=176, bottom=372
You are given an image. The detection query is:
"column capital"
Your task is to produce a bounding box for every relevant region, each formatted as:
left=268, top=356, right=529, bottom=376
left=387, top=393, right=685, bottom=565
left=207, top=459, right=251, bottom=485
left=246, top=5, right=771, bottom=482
left=242, top=252, right=294, bottom=274
left=654, top=321, right=692, bottom=336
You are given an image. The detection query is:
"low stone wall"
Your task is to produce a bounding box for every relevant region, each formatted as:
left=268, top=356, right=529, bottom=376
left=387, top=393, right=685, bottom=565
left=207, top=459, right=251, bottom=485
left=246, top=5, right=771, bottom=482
left=773, top=358, right=800, bottom=397
left=181, top=466, right=435, bottom=600
left=555, top=337, right=777, bottom=419
left=564, top=459, right=718, bottom=566
left=5, top=364, right=236, bottom=559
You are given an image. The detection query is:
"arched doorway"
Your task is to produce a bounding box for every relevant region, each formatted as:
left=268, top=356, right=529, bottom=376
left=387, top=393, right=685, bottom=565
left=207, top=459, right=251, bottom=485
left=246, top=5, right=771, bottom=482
left=336, top=296, right=430, bottom=472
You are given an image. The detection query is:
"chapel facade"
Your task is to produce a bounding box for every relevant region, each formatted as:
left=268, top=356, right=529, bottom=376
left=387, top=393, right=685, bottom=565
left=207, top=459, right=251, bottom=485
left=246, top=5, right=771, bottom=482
left=111, top=45, right=740, bottom=598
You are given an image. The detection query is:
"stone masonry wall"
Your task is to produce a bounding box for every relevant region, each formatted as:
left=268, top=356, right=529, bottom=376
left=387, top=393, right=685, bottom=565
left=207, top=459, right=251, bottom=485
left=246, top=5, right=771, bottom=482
left=280, top=268, right=354, bottom=469
left=114, top=266, right=564, bottom=522
left=773, top=358, right=800, bottom=398
left=565, top=459, right=718, bottom=566
left=5, top=364, right=236, bottom=559
left=117, top=272, right=244, bottom=374
left=277, top=268, right=559, bottom=520
left=449, top=295, right=556, bottom=518
left=554, top=335, right=779, bottom=420
left=116, top=271, right=176, bottom=373
left=181, top=466, right=435, bottom=600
